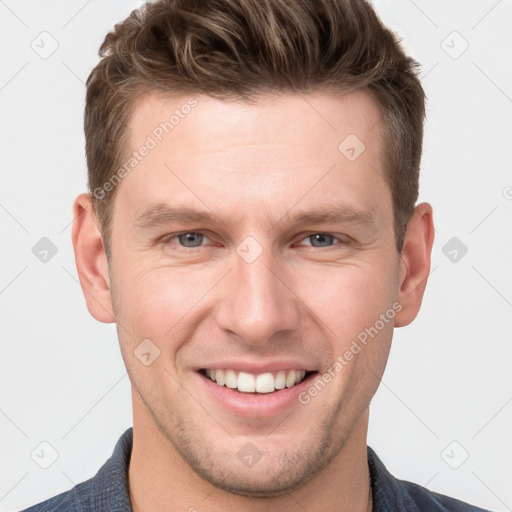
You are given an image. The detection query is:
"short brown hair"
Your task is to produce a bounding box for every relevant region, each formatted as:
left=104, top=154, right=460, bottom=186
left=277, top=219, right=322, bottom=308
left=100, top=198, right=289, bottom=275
left=85, top=0, right=425, bottom=255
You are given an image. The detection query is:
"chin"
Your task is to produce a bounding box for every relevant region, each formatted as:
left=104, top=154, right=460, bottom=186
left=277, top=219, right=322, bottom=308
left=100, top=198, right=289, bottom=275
left=162, top=416, right=344, bottom=498
left=189, top=457, right=320, bottom=498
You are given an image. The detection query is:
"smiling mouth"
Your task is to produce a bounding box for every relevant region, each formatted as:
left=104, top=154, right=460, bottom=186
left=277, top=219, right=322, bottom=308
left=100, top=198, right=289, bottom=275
left=199, top=368, right=316, bottom=394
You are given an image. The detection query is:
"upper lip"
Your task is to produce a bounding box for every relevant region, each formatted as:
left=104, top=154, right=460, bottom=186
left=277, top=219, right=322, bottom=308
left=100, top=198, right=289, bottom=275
left=195, top=360, right=316, bottom=373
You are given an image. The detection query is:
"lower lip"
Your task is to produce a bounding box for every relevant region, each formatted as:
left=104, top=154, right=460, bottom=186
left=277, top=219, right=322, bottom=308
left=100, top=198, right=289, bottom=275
left=197, top=372, right=316, bottom=418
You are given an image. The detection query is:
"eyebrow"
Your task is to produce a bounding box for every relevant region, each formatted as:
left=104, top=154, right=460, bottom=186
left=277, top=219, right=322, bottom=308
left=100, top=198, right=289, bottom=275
left=134, top=204, right=220, bottom=228
left=284, top=206, right=375, bottom=227
left=134, top=203, right=375, bottom=229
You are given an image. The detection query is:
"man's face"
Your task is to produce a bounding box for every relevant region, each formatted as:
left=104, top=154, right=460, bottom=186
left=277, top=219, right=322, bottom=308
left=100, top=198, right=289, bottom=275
left=108, top=91, right=401, bottom=495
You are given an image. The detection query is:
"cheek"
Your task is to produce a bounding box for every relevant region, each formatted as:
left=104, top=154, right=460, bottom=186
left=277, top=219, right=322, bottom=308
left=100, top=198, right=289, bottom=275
left=295, top=262, right=399, bottom=341
left=113, top=264, right=219, bottom=340
left=303, top=263, right=397, bottom=409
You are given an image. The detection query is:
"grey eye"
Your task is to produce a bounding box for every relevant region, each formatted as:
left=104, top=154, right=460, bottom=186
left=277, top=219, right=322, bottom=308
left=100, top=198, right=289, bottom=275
left=177, top=232, right=204, bottom=247
left=308, top=234, right=336, bottom=247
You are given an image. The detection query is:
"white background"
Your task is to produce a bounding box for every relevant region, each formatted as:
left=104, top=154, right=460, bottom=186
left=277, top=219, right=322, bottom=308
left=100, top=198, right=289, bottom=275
left=0, top=0, right=511, bottom=510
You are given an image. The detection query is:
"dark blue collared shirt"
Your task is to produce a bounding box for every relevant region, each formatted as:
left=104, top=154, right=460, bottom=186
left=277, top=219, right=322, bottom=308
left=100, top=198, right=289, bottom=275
left=21, top=427, right=492, bottom=511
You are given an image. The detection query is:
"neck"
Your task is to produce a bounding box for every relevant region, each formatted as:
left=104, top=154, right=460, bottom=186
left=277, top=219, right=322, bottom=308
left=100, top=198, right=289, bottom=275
left=128, top=391, right=372, bottom=512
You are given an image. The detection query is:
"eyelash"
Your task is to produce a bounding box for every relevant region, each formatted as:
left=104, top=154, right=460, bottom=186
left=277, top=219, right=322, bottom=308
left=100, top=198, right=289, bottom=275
left=160, top=231, right=349, bottom=251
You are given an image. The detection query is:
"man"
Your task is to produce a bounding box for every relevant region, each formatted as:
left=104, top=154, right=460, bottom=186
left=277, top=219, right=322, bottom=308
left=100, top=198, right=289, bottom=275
left=22, top=0, right=491, bottom=510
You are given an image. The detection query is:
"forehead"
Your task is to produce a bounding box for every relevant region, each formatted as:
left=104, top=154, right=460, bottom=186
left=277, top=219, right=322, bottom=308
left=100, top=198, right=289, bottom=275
left=118, top=90, right=390, bottom=227
left=129, top=90, right=383, bottom=157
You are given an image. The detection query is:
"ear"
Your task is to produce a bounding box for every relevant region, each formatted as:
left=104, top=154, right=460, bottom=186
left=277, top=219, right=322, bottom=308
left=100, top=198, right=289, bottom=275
left=394, top=202, right=435, bottom=327
left=71, top=193, right=115, bottom=323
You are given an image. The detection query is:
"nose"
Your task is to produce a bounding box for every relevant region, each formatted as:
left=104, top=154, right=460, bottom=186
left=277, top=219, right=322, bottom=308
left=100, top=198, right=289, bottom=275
left=214, top=245, right=301, bottom=347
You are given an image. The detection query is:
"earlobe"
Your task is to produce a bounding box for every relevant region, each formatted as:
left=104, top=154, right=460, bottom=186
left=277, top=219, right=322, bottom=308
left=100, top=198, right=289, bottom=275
left=71, top=193, right=116, bottom=323
left=394, top=203, right=435, bottom=327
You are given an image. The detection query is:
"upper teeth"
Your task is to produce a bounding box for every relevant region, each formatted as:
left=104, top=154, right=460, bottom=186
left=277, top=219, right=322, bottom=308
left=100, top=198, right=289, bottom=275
left=205, top=369, right=307, bottom=393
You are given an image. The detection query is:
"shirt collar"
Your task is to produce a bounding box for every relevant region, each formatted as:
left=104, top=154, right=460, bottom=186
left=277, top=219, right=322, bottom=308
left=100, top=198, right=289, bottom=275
left=367, top=445, right=420, bottom=512
left=92, top=427, right=134, bottom=511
